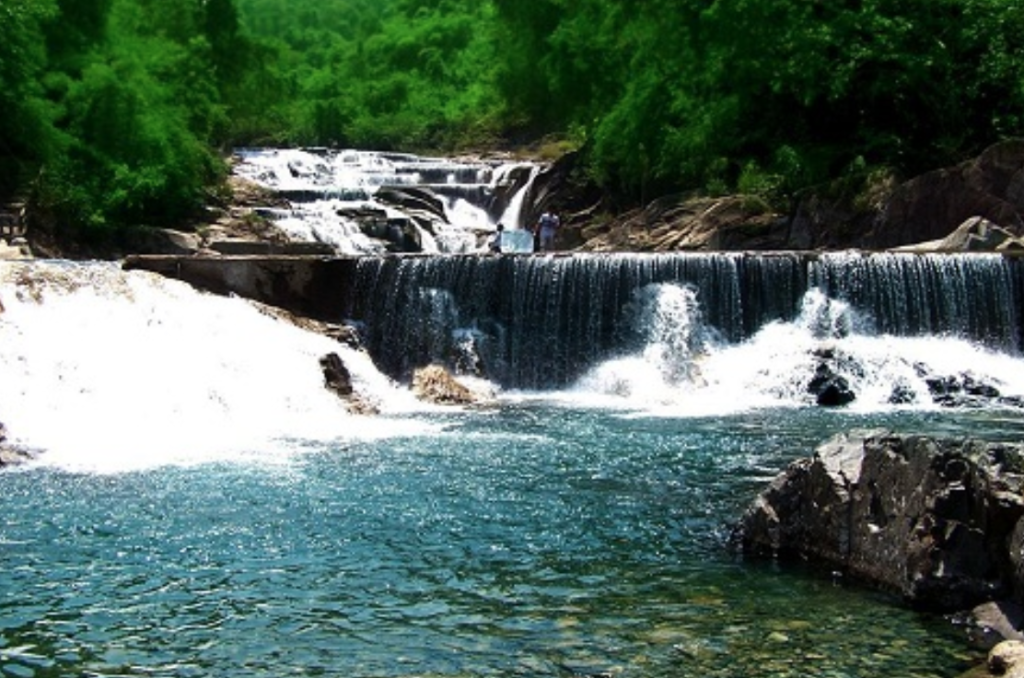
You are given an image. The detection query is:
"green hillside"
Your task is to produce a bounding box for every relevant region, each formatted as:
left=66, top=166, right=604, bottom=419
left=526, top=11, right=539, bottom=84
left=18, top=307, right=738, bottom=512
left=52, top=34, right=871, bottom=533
left=4, top=0, right=1024, bottom=244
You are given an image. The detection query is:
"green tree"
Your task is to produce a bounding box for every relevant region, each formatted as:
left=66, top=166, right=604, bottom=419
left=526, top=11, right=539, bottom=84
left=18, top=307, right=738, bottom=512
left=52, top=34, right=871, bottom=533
left=0, top=0, right=58, bottom=198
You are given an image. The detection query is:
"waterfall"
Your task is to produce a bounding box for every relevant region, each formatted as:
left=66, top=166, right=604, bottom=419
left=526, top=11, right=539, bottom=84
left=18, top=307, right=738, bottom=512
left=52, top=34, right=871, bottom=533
left=4, top=252, right=1024, bottom=469
left=233, top=149, right=544, bottom=255
left=0, top=261, right=430, bottom=473
left=339, top=252, right=1024, bottom=396
left=495, top=164, right=540, bottom=246
left=809, top=251, right=1021, bottom=348
left=343, top=252, right=806, bottom=388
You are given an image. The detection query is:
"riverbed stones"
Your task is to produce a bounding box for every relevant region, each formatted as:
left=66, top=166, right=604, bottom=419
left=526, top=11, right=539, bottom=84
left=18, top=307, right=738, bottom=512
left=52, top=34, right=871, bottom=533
left=735, top=429, right=1024, bottom=612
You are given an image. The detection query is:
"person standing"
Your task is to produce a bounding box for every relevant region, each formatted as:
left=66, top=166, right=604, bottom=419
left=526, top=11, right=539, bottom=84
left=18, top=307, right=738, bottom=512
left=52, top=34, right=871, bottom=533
left=489, top=223, right=504, bottom=253
left=535, top=211, right=560, bottom=252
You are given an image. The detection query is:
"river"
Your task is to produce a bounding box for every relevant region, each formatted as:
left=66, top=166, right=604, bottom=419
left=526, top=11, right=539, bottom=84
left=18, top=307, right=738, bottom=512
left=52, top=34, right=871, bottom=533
left=2, top=255, right=1024, bottom=675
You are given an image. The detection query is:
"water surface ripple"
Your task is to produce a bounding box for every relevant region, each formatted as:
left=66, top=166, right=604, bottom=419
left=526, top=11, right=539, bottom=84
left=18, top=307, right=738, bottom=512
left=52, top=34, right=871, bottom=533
left=3, top=406, right=1019, bottom=677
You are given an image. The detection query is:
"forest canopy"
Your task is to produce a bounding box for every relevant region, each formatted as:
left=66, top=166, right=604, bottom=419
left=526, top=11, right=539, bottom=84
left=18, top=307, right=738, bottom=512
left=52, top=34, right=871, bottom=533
left=3, top=0, right=1024, bottom=241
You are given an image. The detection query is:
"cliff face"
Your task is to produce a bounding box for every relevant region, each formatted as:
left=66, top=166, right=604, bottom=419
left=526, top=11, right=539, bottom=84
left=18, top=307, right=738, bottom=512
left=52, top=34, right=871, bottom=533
left=735, top=429, right=1024, bottom=612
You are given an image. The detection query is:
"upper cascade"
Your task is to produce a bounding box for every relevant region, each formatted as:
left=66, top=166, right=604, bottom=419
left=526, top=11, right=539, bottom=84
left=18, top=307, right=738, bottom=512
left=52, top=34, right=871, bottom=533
left=232, top=148, right=542, bottom=255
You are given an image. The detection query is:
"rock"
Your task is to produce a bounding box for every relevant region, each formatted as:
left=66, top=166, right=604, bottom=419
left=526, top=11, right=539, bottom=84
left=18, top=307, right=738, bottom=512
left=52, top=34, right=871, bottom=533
left=153, top=229, right=202, bottom=255
left=989, top=640, right=1024, bottom=678
left=894, top=216, right=1024, bottom=252
left=970, top=601, right=1024, bottom=648
left=317, top=352, right=380, bottom=415
left=566, top=138, right=1024, bottom=252
left=0, top=447, right=32, bottom=466
left=225, top=175, right=291, bottom=210
left=412, top=364, right=485, bottom=405
left=921, top=370, right=1007, bottom=409
left=734, top=430, right=1024, bottom=611
left=0, top=239, right=30, bottom=260
left=807, top=363, right=856, bottom=407
left=374, top=186, right=447, bottom=222
left=320, top=352, right=353, bottom=397
left=869, top=139, right=1024, bottom=250
left=888, top=379, right=917, bottom=405
left=806, top=347, right=858, bottom=407
left=574, top=194, right=789, bottom=252
left=0, top=422, right=35, bottom=467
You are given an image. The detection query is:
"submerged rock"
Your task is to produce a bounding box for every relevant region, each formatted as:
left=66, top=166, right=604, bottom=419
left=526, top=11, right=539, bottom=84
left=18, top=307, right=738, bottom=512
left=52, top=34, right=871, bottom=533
left=916, top=366, right=1017, bottom=409
left=734, top=429, right=1024, bottom=612
left=806, top=348, right=858, bottom=407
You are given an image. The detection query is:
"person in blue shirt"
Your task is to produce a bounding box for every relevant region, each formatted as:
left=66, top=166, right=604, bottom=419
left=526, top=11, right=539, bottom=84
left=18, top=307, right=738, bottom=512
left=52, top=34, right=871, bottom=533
left=535, top=212, right=559, bottom=252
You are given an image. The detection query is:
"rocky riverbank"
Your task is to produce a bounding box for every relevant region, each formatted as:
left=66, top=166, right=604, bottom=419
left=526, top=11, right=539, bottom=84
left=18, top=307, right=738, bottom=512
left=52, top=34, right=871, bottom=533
left=541, top=139, right=1024, bottom=253
left=13, top=139, right=1024, bottom=260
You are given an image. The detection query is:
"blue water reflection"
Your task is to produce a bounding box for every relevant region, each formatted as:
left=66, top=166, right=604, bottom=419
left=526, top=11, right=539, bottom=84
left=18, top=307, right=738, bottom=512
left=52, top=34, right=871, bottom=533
left=2, top=405, right=1019, bottom=677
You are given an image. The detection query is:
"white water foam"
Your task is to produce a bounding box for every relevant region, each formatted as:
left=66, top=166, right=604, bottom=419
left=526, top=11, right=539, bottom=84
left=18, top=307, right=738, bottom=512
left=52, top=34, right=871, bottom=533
left=0, top=261, right=435, bottom=474
left=569, top=283, right=1024, bottom=415
left=233, top=148, right=538, bottom=255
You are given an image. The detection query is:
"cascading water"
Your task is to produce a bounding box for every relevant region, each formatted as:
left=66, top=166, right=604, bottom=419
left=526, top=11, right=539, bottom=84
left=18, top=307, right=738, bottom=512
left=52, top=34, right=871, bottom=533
left=233, top=148, right=542, bottom=255
left=810, top=250, right=1021, bottom=347
left=2, top=254, right=1023, bottom=677
left=576, top=283, right=716, bottom=400
left=0, top=261, right=430, bottom=473
left=340, top=251, right=1024, bottom=411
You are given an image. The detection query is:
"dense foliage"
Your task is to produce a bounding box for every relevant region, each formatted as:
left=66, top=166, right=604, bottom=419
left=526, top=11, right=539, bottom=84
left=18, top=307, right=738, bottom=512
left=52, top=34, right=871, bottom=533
left=3, top=0, right=1024, bottom=240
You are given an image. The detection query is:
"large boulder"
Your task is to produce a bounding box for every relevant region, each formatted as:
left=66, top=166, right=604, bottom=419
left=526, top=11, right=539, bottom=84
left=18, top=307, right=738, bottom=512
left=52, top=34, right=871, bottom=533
left=867, top=140, right=1024, bottom=249
left=735, top=429, right=1024, bottom=611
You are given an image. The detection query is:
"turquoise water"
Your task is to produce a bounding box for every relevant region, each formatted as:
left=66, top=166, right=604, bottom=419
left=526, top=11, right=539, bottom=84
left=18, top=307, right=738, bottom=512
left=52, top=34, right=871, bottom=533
left=3, top=404, right=1020, bottom=678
